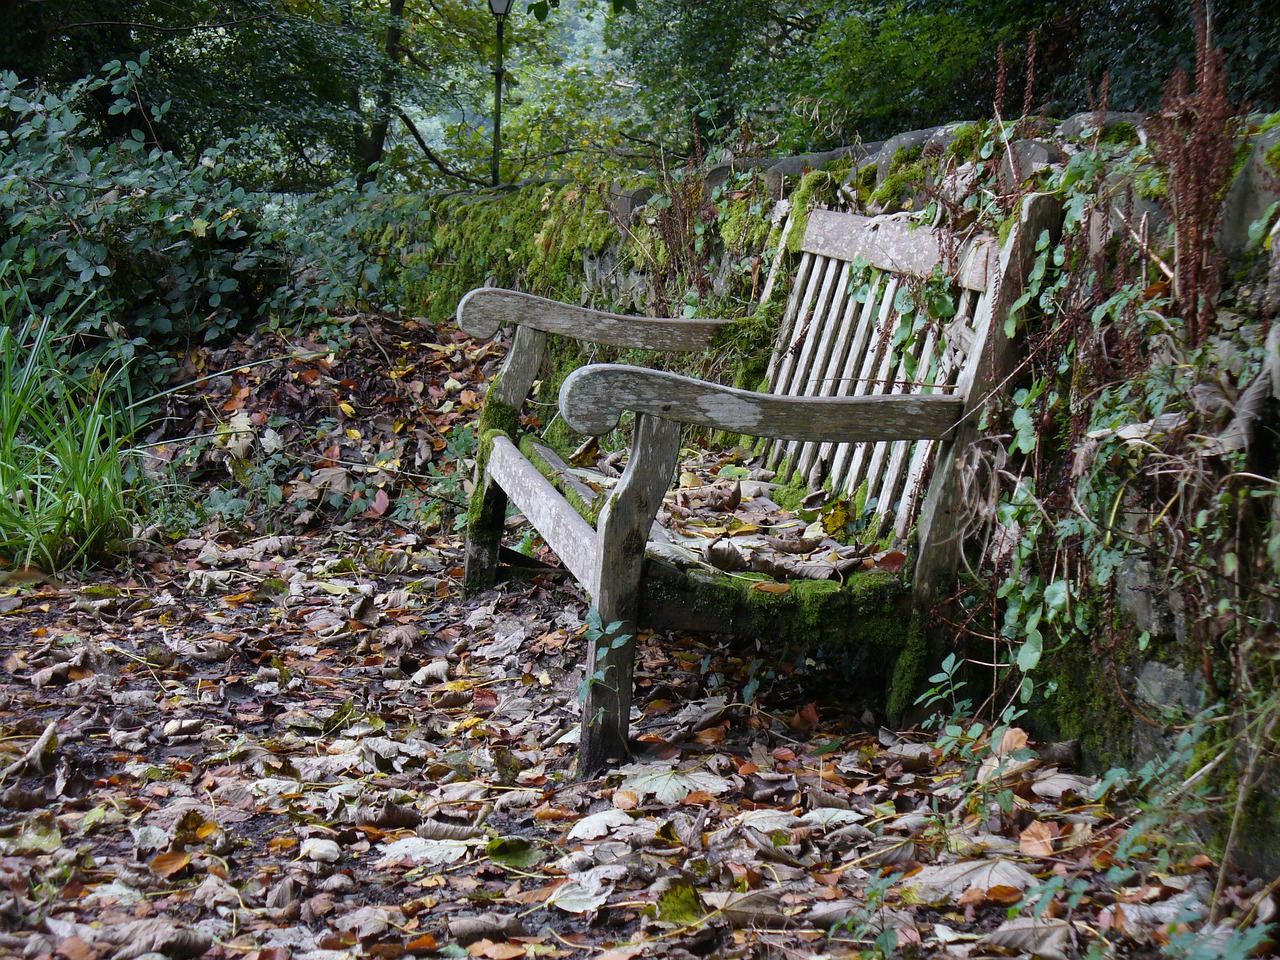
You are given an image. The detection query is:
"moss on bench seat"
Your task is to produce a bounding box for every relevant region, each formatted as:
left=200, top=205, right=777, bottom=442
left=638, top=559, right=924, bottom=721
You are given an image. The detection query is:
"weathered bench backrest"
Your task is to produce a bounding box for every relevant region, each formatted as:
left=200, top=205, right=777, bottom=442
left=761, top=209, right=998, bottom=540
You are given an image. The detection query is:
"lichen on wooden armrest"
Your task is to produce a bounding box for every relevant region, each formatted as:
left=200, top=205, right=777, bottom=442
left=456, top=288, right=734, bottom=351
left=559, top=364, right=965, bottom=442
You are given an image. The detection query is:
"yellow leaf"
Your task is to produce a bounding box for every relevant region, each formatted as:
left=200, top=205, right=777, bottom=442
left=339, top=401, right=356, bottom=416
left=751, top=581, right=790, bottom=594
left=150, top=850, right=192, bottom=878
left=345, top=429, right=361, bottom=440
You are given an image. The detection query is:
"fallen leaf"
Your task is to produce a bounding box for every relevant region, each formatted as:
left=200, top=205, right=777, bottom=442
left=790, top=702, right=820, bottom=733
left=150, top=850, right=192, bottom=878
left=567, top=809, right=634, bottom=841
left=612, top=789, right=640, bottom=810
left=471, top=942, right=526, bottom=960
left=617, top=763, right=735, bottom=804
left=907, top=858, right=1037, bottom=905
left=1020, top=820, right=1059, bottom=857
left=979, top=917, right=1076, bottom=960
left=750, top=581, right=790, bottom=594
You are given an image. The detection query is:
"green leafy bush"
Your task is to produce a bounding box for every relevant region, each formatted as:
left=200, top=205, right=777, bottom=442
left=0, top=58, right=412, bottom=390
left=0, top=57, right=284, bottom=385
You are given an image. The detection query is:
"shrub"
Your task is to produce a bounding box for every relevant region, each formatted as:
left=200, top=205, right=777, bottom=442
left=0, top=57, right=288, bottom=387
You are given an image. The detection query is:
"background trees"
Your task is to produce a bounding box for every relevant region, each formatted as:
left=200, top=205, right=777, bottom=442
left=607, top=0, right=1280, bottom=154
left=5, top=0, right=1277, bottom=191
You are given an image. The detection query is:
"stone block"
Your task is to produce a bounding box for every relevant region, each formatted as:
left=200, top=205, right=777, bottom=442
left=1219, top=126, right=1280, bottom=257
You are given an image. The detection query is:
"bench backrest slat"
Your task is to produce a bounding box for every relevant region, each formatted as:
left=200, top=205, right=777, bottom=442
left=761, top=208, right=999, bottom=542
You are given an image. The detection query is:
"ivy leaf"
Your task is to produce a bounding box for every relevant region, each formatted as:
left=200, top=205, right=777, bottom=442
left=486, top=836, right=545, bottom=869
left=1017, top=628, right=1043, bottom=673
left=1043, top=580, right=1069, bottom=614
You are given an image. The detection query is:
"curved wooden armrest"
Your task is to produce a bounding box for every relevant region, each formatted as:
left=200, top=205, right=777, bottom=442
left=560, top=364, right=965, bottom=443
left=456, top=288, right=734, bottom=352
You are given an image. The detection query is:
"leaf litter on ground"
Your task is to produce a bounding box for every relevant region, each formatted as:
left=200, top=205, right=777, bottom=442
left=0, top=314, right=1269, bottom=960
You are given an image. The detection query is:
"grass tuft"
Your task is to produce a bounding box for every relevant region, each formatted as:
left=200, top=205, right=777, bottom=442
left=0, top=275, right=135, bottom=573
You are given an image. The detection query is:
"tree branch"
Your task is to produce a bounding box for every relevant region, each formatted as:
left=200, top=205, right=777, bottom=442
left=394, top=109, right=490, bottom=187
left=59, top=15, right=277, bottom=35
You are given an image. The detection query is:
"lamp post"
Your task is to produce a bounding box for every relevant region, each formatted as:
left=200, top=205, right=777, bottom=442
left=489, top=0, right=514, bottom=187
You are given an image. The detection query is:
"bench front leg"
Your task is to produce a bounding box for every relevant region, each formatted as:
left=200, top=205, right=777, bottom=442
left=579, top=413, right=681, bottom=775
left=461, top=325, right=547, bottom=596
left=463, top=468, right=508, bottom=595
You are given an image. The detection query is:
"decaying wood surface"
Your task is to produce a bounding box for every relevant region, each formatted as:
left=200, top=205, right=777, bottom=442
left=913, top=191, right=1061, bottom=612
left=804, top=209, right=995, bottom=291
left=559, top=365, right=964, bottom=442
left=580, top=414, right=682, bottom=774
left=485, top=436, right=601, bottom=597
left=458, top=194, right=1060, bottom=775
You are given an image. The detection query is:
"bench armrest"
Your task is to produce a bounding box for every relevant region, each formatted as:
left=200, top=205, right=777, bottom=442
left=457, top=288, right=734, bottom=352
left=560, top=364, right=964, bottom=443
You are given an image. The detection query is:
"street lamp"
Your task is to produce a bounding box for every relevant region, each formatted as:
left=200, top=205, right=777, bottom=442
left=489, top=0, right=514, bottom=187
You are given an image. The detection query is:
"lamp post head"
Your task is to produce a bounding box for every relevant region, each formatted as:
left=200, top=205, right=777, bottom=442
left=489, top=0, right=515, bottom=18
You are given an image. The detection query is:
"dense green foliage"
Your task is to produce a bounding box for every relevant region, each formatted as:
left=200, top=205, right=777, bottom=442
left=1, top=0, right=637, bottom=190
left=0, top=61, right=422, bottom=386
left=608, top=0, right=1280, bottom=152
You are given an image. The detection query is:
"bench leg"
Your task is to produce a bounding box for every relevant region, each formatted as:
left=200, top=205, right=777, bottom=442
left=577, top=413, right=681, bottom=776
left=463, top=469, right=507, bottom=595
left=580, top=615, right=635, bottom=772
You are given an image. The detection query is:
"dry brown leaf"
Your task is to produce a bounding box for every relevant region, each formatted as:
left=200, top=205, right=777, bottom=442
left=1019, top=820, right=1059, bottom=857
left=979, top=917, right=1075, bottom=960
left=876, top=550, right=907, bottom=573
left=54, top=935, right=95, bottom=960
left=468, top=940, right=525, bottom=960
left=150, top=850, right=192, bottom=879
left=996, top=727, right=1030, bottom=755
left=680, top=790, right=718, bottom=806
left=791, top=702, right=820, bottom=732
left=612, top=789, right=639, bottom=810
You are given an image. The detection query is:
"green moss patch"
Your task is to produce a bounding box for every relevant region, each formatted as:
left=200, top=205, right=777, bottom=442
left=640, top=561, right=922, bottom=719
left=518, top=434, right=605, bottom=525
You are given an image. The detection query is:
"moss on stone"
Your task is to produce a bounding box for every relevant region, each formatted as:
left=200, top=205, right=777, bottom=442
left=947, top=123, right=982, bottom=161
left=1265, top=142, right=1280, bottom=175
left=870, top=144, right=935, bottom=211
left=641, top=560, right=918, bottom=711
left=1028, top=635, right=1137, bottom=772
left=846, top=163, right=878, bottom=207
left=1099, top=121, right=1139, bottom=147
left=719, top=197, right=771, bottom=255
left=887, top=622, right=927, bottom=721
left=1257, top=111, right=1280, bottom=136
left=780, top=168, right=848, bottom=254
left=769, top=459, right=813, bottom=510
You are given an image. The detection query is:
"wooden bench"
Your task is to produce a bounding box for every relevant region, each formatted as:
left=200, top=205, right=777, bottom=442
left=459, top=193, right=1059, bottom=774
